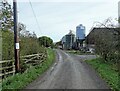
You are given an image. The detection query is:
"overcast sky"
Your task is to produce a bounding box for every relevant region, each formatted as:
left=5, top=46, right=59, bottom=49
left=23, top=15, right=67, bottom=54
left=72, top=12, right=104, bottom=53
left=8, top=0, right=119, bottom=42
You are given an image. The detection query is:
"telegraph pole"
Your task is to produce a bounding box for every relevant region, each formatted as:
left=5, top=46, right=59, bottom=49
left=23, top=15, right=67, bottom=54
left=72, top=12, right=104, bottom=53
left=13, top=0, right=20, bottom=73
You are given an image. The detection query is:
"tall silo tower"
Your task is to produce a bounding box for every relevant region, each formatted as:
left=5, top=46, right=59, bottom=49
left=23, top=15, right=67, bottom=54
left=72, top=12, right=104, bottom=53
left=76, top=24, right=85, bottom=49
left=65, top=30, right=75, bottom=49
left=76, top=24, right=85, bottom=40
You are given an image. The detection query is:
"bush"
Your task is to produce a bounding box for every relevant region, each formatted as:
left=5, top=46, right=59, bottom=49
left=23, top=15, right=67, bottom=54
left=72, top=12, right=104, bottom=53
left=2, top=30, right=14, bottom=60
left=1, top=30, right=45, bottom=60
left=20, top=36, right=45, bottom=56
left=86, top=58, right=119, bottom=91
left=1, top=29, right=46, bottom=73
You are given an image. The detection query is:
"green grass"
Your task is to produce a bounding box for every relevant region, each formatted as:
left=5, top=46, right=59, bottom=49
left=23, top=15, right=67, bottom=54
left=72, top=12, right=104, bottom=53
left=2, top=48, right=55, bottom=90
left=86, top=58, right=119, bottom=91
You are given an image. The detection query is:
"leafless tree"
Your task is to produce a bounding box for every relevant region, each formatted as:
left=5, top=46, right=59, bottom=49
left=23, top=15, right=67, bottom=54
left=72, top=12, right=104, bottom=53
left=93, top=18, right=119, bottom=63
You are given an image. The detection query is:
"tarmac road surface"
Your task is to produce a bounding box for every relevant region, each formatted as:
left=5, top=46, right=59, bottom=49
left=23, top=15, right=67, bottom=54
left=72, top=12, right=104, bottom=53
left=25, top=49, right=110, bottom=89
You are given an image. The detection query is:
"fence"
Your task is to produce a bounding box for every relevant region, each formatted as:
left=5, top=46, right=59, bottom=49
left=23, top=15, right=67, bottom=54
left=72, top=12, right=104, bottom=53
left=0, top=53, right=47, bottom=82
left=0, top=60, right=15, bottom=82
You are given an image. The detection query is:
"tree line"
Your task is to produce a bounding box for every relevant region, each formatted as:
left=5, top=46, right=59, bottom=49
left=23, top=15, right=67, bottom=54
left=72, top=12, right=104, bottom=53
left=0, top=1, right=54, bottom=60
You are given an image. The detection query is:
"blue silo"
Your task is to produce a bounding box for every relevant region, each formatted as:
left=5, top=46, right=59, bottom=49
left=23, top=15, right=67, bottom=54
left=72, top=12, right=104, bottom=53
left=76, top=24, right=85, bottom=40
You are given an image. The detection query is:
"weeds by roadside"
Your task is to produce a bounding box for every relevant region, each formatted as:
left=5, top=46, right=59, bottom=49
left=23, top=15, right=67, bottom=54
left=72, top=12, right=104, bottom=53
left=86, top=58, right=119, bottom=91
left=2, top=48, right=55, bottom=90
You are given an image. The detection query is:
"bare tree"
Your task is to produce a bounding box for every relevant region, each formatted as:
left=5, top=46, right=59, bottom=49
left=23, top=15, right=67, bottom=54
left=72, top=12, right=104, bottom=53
left=92, top=18, right=119, bottom=63
left=0, top=0, right=13, bottom=31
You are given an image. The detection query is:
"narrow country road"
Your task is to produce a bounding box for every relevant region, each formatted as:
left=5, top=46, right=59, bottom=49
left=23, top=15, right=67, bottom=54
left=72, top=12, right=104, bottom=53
left=25, top=49, right=110, bottom=89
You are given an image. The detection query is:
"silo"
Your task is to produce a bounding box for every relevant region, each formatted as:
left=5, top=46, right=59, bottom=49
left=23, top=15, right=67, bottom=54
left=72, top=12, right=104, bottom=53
left=65, top=30, right=75, bottom=49
left=76, top=24, right=85, bottom=49
left=61, top=36, right=66, bottom=49
left=76, top=24, right=85, bottom=40
left=61, top=36, right=66, bottom=44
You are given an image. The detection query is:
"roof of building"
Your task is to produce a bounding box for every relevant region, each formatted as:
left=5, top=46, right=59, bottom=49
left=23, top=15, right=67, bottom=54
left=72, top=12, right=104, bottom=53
left=66, top=30, right=75, bottom=36
left=86, top=27, right=119, bottom=44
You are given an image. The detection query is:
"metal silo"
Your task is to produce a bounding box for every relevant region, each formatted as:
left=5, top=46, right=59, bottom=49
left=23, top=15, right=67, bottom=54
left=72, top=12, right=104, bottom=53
left=76, top=24, right=85, bottom=49
left=65, top=30, right=75, bottom=49
left=76, top=24, right=85, bottom=40
left=61, top=36, right=66, bottom=49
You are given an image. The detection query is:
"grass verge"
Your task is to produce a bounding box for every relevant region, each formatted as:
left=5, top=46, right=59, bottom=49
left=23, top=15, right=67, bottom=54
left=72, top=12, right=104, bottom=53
left=1, top=48, right=55, bottom=90
left=86, top=58, right=119, bottom=91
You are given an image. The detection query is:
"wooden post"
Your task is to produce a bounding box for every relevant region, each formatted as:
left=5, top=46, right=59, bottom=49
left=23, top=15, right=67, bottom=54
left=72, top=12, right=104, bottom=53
left=13, top=0, right=20, bottom=73
left=12, top=61, right=15, bottom=75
